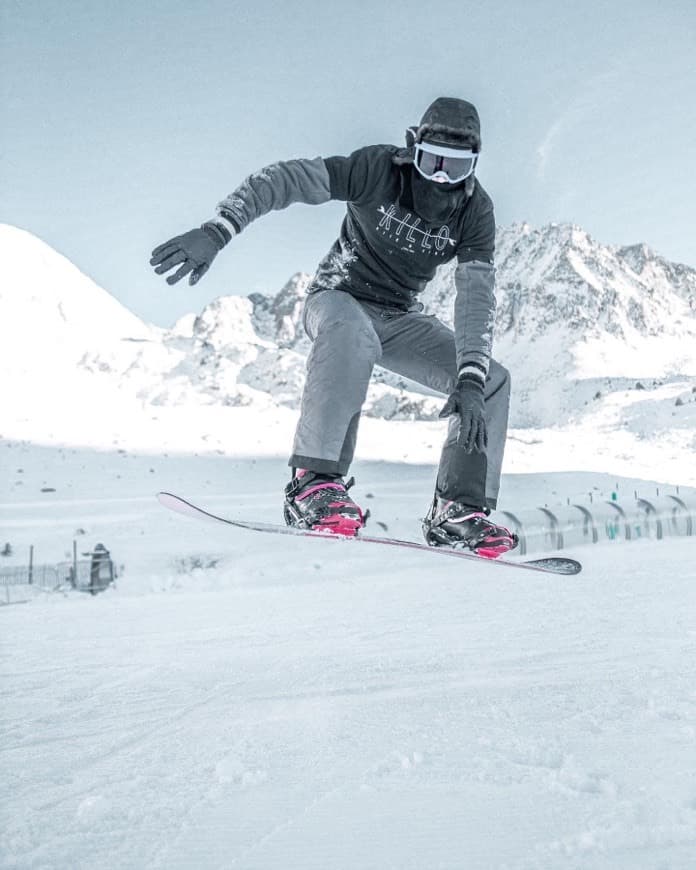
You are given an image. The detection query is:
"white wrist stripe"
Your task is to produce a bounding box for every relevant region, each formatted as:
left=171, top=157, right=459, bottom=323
left=458, top=363, right=486, bottom=382
left=211, top=214, right=238, bottom=237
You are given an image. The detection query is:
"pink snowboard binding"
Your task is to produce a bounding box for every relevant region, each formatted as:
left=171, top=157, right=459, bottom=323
left=284, top=469, right=367, bottom=536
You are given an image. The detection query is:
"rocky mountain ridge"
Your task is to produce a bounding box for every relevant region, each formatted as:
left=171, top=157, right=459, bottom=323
left=2, top=222, right=694, bottom=433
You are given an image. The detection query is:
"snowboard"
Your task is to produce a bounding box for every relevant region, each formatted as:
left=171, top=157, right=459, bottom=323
left=157, top=492, right=582, bottom=576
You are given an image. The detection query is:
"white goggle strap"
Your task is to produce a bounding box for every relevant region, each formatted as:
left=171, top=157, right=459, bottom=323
left=415, top=142, right=478, bottom=160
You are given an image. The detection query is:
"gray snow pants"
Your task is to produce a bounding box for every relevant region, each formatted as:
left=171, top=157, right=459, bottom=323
left=289, top=289, right=511, bottom=509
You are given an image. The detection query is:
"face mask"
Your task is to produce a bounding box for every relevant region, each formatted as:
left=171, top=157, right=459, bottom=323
left=410, top=170, right=467, bottom=225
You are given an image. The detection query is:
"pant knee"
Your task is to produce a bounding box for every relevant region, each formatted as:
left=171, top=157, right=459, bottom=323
left=317, top=318, right=382, bottom=362
left=487, top=360, right=511, bottom=395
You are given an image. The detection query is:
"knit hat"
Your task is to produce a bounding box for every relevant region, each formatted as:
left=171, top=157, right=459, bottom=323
left=411, top=97, right=482, bottom=152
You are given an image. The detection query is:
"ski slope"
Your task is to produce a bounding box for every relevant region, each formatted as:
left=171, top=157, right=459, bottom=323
left=2, top=446, right=696, bottom=869
left=1, top=220, right=695, bottom=868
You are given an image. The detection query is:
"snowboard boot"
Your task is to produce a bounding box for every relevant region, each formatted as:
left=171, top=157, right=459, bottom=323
left=284, top=469, right=367, bottom=536
left=422, top=495, right=519, bottom=559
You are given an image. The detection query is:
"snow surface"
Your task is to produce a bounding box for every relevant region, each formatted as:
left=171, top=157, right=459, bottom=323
left=2, top=445, right=696, bottom=870
left=2, top=224, right=696, bottom=867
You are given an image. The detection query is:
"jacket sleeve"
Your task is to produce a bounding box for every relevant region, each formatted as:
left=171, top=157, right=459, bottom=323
left=215, top=157, right=332, bottom=234
left=453, top=260, right=497, bottom=378
left=456, top=197, right=495, bottom=265
left=453, top=203, right=497, bottom=377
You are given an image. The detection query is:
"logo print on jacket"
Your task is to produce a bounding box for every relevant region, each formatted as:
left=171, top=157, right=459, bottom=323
left=376, top=205, right=454, bottom=256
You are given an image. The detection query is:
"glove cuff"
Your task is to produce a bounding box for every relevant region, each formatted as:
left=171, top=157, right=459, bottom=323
left=457, top=362, right=486, bottom=390
left=201, top=221, right=231, bottom=250
left=203, top=210, right=241, bottom=247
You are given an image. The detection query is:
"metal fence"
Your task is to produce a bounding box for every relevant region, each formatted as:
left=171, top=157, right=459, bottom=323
left=495, top=493, right=694, bottom=556
left=0, top=558, right=114, bottom=604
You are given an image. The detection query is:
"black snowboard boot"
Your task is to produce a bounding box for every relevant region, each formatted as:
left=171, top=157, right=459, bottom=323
left=422, top=496, right=518, bottom=558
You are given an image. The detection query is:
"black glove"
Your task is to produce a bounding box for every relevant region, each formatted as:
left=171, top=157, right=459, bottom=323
left=439, top=374, right=487, bottom=453
left=150, top=223, right=228, bottom=286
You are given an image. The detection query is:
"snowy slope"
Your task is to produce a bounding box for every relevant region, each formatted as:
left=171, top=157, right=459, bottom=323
left=0, top=224, right=155, bottom=375
left=2, top=216, right=696, bottom=868
left=2, top=445, right=696, bottom=870
left=0, top=224, right=176, bottom=438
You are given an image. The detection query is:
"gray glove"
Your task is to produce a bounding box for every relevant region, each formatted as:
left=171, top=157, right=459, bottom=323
left=150, top=223, right=228, bottom=286
left=439, top=375, right=487, bottom=453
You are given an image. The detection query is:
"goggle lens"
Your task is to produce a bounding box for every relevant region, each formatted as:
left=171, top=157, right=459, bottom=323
left=414, top=143, right=477, bottom=183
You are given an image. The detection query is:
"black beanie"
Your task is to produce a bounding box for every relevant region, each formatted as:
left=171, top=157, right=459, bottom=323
left=417, top=97, right=481, bottom=152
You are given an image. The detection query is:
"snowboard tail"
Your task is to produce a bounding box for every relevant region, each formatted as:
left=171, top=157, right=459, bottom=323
left=157, top=492, right=582, bottom=576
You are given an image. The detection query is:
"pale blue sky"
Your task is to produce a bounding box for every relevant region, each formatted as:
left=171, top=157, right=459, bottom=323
left=2, top=0, right=694, bottom=325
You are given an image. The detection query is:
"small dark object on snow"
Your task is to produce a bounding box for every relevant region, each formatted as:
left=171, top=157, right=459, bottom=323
left=81, top=543, right=114, bottom=595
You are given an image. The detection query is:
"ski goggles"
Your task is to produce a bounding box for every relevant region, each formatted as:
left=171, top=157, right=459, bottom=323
left=413, top=141, right=478, bottom=184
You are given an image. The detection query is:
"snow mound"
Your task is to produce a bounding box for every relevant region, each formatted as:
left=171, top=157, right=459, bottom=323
left=0, top=224, right=154, bottom=375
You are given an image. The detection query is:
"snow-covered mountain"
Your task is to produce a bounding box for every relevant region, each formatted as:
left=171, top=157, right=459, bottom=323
left=1, top=224, right=155, bottom=374
left=2, top=222, right=694, bottom=441
left=425, top=222, right=696, bottom=425
left=175, top=221, right=696, bottom=428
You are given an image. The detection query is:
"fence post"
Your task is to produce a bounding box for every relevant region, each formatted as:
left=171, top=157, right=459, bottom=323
left=28, top=545, right=34, bottom=585
left=72, top=541, right=78, bottom=589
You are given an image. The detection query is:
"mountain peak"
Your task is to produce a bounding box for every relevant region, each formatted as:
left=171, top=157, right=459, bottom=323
left=0, top=224, right=152, bottom=371
left=249, top=271, right=313, bottom=348
left=424, top=219, right=696, bottom=350
left=617, top=241, right=653, bottom=269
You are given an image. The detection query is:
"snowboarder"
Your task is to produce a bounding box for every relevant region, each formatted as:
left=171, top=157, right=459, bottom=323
left=150, top=97, right=517, bottom=558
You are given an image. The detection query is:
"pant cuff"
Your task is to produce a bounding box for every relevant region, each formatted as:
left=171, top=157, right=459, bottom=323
left=288, top=454, right=346, bottom=476
left=435, top=489, right=497, bottom=511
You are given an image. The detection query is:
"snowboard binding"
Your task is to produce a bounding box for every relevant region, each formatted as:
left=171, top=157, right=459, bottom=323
left=422, top=497, right=518, bottom=559
left=284, top=470, right=368, bottom=537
